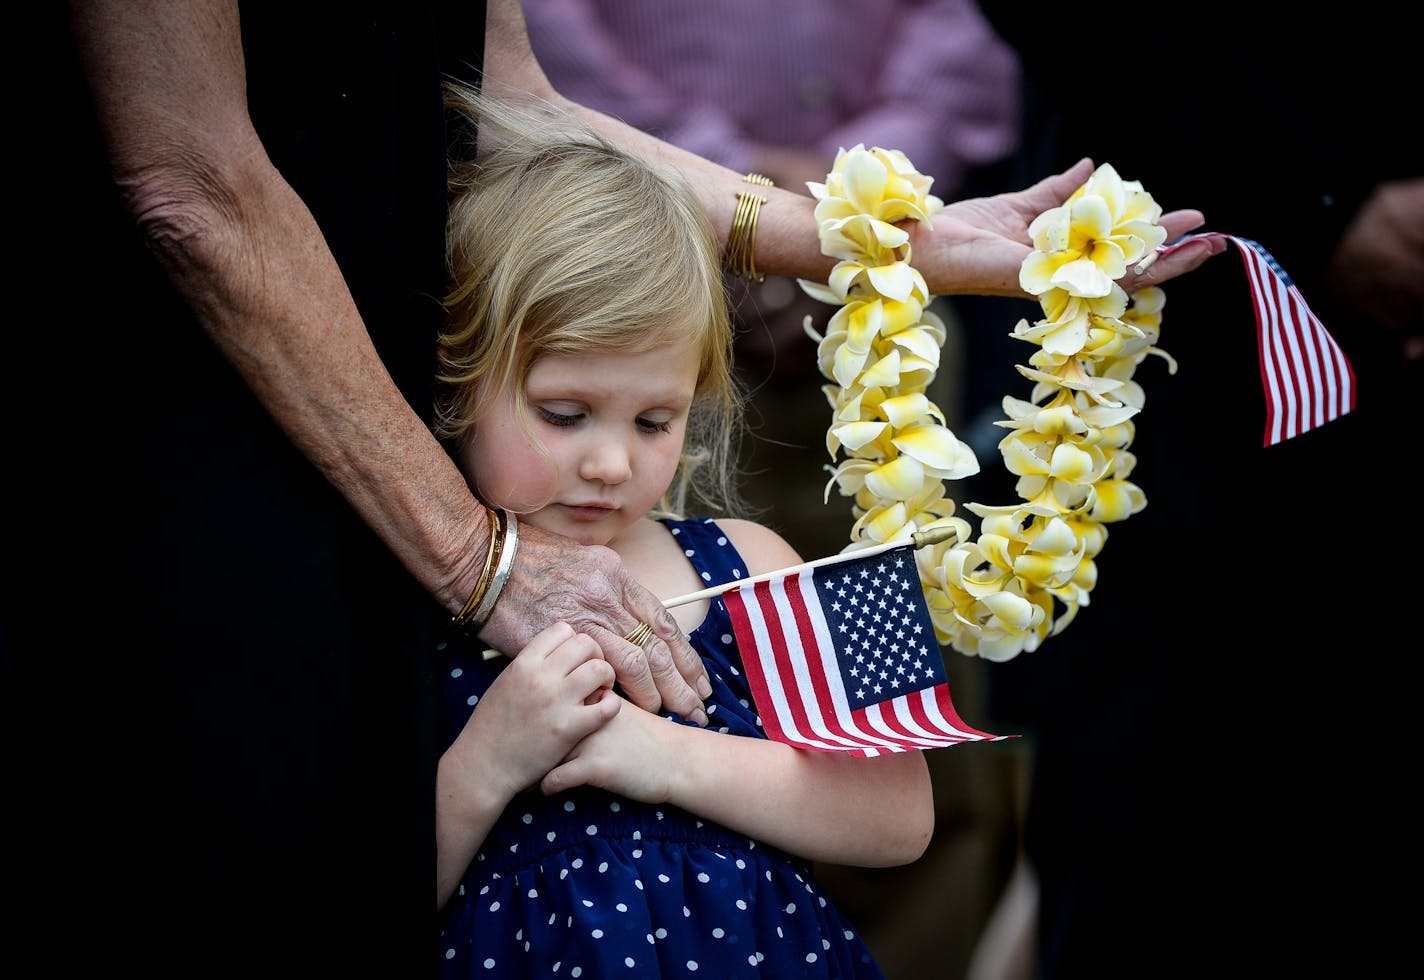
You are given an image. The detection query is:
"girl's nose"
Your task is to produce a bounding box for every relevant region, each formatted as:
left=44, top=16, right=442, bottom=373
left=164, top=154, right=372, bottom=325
left=577, top=435, right=632, bottom=485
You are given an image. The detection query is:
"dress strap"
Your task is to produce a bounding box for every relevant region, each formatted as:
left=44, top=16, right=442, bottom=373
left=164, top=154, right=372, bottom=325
left=659, top=517, right=749, bottom=591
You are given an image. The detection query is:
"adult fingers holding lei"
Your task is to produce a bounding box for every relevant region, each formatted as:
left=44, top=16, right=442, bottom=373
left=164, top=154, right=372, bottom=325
left=906, top=157, right=1223, bottom=298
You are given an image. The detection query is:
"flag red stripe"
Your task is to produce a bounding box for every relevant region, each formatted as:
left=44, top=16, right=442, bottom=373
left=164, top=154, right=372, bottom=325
left=782, top=573, right=902, bottom=752
left=1161, top=233, right=1354, bottom=446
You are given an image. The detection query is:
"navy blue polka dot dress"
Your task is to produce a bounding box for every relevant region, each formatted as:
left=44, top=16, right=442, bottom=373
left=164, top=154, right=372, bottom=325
left=438, top=518, right=887, bottom=978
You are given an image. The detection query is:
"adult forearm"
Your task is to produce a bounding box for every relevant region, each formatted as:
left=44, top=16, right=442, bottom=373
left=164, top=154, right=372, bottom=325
left=68, top=0, right=489, bottom=614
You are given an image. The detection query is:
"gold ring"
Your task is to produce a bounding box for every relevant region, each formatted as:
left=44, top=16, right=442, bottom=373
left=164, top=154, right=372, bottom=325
left=622, top=621, right=654, bottom=648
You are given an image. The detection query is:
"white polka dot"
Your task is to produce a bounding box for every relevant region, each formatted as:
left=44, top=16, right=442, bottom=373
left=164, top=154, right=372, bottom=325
left=522, top=813, right=533, bottom=825
left=634, top=879, right=644, bottom=890
left=547, top=832, right=557, bottom=842
left=733, top=569, right=742, bottom=578
left=822, top=939, right=831, bottom=950
left=632, top=849, right=643, bottom=858
left=516, top=930, right=524, bottom=941
left=786, top=902, right=797, bottom=914
left=616, top=903, right=628, bottom=912
left=716, top=536, right=727, bottom=546
left=683, top=906, right=691, bottom=917
left=525, top=941, right=531, bottom=952
left=658, top=874, right=671, bottom=883
left=610, top=801, right=621, bottom=812
left=655, top=928, right=668, bottom=939
left=633, top=830, right=641, bottom=840
left=755, top=952, right=765, bottom=963
left=527, top=888, right=538, bottom=899
left=509, top=844, right=518, bottom=853
left=582, top=900, right=594, bottom=908
left=720, top=634, right=733, bottom=645
left=549, top=914, right=558, bottom=925
left=553, top=962, right=561, bottom=972
left=735, top=859, right=746, bottom=869
left=687, top=961, right=699, bottom=972
left=479, top=885, right=490, bottom=895
left=564, top=801, right=577, bottom=812
left=445, top=948, right=455, bottom=960
left=572, top=859, right=584, bottom=868
left=489, top=901, right=500, bottom=912
left=450, top=667, right=462, bottom=678
left=685, top=549, right=695, bottom=557
left=646, top=934, right=655, bottom=944
left=843, top=929, right=854, bottom=940
left=466, top=695, right=478, bottom=707
left=712, top=927, right=725, bottom=939
left=591, top=929, right=604, bottom=939
left=701, top=571, right=712, bottom=581
left=656, top=811, right=665, bottom=821
left=560, top=869, right=569, bottom=880
left=697, top=872, right=710, bottom=883
left=585, top=825, right=598, bottom=835
left=572, top=969, right=582, bottom=978
left=818, top=896, right=827, bottom=907
left=747, top=955, right=758, bottom=966
left=598, top=861, right=609, bottom=872
left=483, top=958, right=496, bottom=969
left=806, top=953, right=818, bottom=964
left=776, top=927, right=784, bottom=938
left=736, top=900, right=747, bottom=910
left=623, top=958, right=635, bottom=968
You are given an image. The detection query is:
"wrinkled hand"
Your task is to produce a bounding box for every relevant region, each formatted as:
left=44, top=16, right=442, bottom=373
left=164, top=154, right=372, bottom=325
left=449, top=622, right=619, bottom=799
left=911, top=157, right=1225, bottom=298
left=479, top=520, right=711, bottom=725
left=540, top=693, right=676, bottom=803
left=1327, top=178, right=1424, bottom=360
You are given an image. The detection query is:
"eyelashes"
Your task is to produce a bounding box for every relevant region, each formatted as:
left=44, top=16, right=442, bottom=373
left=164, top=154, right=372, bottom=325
left=535, top=406, right=672, bottom=433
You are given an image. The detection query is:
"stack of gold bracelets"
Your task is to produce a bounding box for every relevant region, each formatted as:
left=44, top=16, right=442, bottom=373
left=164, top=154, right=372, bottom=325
left=723, top=172, right=773, bottom=283
left=449, top=506, right=519, bottom=638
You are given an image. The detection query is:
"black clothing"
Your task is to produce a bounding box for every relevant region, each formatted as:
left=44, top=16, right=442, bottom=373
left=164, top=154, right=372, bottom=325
left=8, top=6, right=483, bottom=975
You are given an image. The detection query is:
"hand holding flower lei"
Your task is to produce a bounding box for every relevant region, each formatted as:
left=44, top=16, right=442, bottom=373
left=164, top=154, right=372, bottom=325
left=801, top=148, right=1171, bottom=661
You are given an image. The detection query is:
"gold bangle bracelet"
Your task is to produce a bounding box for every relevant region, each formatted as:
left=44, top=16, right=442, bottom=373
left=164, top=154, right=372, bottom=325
left=469, top=510, right=518, bottom=629
left=723, top=174, right=773, bottom=283
left=450, top=506, right=502, bottom=635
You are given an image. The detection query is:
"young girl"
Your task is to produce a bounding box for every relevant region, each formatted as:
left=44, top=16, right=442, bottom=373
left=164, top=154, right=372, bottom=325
left=433, top=87, right=933, bottom=979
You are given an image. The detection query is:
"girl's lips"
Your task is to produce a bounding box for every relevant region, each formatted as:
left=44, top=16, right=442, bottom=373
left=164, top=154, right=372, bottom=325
left=561, top=503, right=616, bottom=521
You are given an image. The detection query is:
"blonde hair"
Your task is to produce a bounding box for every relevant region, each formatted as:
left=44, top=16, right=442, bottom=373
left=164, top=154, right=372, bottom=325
left=435, top=84, right=744, bottom=520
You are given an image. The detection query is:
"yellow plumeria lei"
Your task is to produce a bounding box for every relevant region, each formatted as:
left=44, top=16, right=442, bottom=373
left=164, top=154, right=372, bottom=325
left=800, top=148, right=1170, bottom=661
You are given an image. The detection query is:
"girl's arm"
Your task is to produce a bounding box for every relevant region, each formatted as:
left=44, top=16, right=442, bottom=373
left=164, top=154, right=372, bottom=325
left=544, top=700, right=933, bottom=868
left=542, top=518, right=934, bottom=868
left=436, top=624, right=618, bottom=907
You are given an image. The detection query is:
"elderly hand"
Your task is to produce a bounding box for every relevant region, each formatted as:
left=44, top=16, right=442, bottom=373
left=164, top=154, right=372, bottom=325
left=911, top=157, right=1226, bottom=298
left=478, top=519, right=711, bottom=726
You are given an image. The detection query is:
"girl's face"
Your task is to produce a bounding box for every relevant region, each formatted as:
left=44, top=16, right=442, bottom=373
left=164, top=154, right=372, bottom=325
left=461, top=336, right=702, bottom=547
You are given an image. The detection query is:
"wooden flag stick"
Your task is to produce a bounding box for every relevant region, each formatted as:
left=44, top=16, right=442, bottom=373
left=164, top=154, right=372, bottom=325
left=480, top=525, right=957, bottom=660
left=660, top=524, right=958, bottom=608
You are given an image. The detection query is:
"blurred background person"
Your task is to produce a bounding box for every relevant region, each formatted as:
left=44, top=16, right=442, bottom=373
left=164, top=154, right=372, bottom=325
left=525, top=3, right=1033, bottom=977
left=959, top=4, right=1422, bottom=976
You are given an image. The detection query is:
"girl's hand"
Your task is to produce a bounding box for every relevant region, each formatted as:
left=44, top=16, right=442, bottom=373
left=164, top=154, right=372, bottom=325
left=448, top=622, right=619, bottom=801
left=539, top=694, right=677, bottom=804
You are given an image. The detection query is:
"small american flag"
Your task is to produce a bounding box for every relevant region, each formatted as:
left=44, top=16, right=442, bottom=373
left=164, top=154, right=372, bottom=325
left=722, top=543, right=1001, bottom=757
left=1160, top=233, right=1355, bottom=446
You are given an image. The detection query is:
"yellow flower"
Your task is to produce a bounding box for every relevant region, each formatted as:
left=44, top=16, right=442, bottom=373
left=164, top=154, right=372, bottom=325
left=806, top=150, right=1170, bottom=661
left=1020, top=163, right=1168, bottom=298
